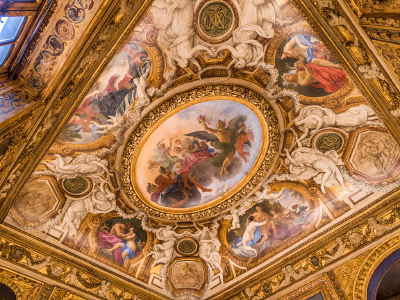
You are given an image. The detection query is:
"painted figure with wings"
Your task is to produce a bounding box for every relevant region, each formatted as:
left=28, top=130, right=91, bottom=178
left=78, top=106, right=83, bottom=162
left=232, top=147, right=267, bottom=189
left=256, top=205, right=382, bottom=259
left=190, top=115, right=252, bottom=176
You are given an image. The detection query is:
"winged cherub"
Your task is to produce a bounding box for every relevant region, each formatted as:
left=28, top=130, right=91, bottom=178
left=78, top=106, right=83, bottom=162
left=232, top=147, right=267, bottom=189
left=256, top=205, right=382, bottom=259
left=192, top=116, right=251, bottom=176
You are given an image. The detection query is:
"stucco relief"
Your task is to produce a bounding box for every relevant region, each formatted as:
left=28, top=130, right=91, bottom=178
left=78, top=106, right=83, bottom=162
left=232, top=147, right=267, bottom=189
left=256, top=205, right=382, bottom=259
left=5, top=0, right=400, bottom=299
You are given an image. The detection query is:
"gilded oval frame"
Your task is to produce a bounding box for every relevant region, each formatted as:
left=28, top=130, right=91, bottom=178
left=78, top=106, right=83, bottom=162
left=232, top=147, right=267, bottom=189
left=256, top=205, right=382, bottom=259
left=120, top=84, right=279, bottom=220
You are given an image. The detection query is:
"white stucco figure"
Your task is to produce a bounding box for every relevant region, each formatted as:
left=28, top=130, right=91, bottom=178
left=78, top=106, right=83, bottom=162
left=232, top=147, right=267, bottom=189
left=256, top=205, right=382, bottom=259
left=254, top=188, right=284, bottom=202
left=286, top=264, right=309, bottom=280
left=315, top=0, right=334, bottom=9
left=148, top=225, right=185, bottom=267
left=64, top=268, right=79, bottom=287
left=294, top=105, right=381, bottom=141
left=324, top=237, right=346, bottom=262
left=238, top=0, right=292, bottom=38
left=62, top=182, right=116, bottom=234
left=284, top=143, right=350, bottom=194
left=97, top=280, right=112, bottom=299
left=228, top=209, right=241, bottom=232
left=241, top=287, right=263, bottom=300
left=41, top=153, right=111, bottom=179
left=194, top=224, right=224, bottom=276
left=152, top=0, right=212, bottom=69
left=133, top=68, right=152, bottom=110
left=51, top=265, right=64, bottom=277
left=358, top=61, right=385, bottom=80
left=328, top=11, right=359, bottom=46
left=217, top=0, right=291, bottom=69
left=278, top=265, right=310, bottom=289
left=348, top=232, right=363, bottom=245
left=368, top=217, right=392, bottom=238
left=22, top=256, right=52, bottom=270
left=93, top=116, right=126, bottom=135
left=217, top=25, right=266, bottom=69
left=278, top=266, right=292, bottom=288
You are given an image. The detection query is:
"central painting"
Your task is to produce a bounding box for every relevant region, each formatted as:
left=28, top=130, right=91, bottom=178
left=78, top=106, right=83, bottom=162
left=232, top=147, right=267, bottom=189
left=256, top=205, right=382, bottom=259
left=133, top=99, right=264, bottom=209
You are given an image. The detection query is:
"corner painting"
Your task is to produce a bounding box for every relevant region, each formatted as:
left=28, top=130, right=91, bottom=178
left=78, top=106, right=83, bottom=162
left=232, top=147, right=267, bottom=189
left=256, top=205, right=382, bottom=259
left=58, top=43, right=150, bottom=144
left=275, top=34, right=347, bottom=97
left=97, top=217, right=147, bottom=265
left=227, top=189, right=310, bottom=258
left=134, top=99, right=263, bottom=208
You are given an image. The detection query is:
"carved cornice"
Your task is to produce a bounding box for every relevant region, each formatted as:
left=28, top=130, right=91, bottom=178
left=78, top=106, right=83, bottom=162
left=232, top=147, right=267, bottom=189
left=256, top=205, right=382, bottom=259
left=4, top=185, right=400, bottom=300
left=2, top=0, right=400, bottom=298
left=0, top=0, right=154, bottom=221
left=290, top=0, right=400, bottom=138
left=353, top=233, right=400, bottom=299
left=208, top=186, right=400, bottom=299
left=0, top=224, right=167, bottom=300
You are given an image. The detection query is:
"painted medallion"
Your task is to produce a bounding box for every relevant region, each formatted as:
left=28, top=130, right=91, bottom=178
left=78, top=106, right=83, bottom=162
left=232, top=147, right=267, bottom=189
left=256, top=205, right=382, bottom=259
left=97, top=217, right=147, bottom=266
left=275, top=34, right=347, bottom=97
left=134, top=99, right=264, bottom=209
left=58, top=43, right=151, bottom=144
left=227, top=189, right=310, bottom=258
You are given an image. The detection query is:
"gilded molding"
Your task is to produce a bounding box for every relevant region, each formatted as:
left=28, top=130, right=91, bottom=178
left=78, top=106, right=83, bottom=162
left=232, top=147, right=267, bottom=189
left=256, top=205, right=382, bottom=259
left=290, top=0, right=400, bottom=139
left=120, top=84, right=280, bottom=221
left=353, top=232, right=400, bottom=299
left=332, top=249, right=372, bottom=299
left=0, top=0, right=154, bottom=222
left=364, top=27, right=400, bottom=45
left=0, top=224, right=166, bottom=300
left=208, top=186, right=400, bottom=299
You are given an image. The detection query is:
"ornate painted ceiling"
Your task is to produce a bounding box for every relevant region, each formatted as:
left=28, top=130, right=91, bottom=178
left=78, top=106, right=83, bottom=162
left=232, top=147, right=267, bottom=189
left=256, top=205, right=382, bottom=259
left=2, top=0, right=400, bottom=299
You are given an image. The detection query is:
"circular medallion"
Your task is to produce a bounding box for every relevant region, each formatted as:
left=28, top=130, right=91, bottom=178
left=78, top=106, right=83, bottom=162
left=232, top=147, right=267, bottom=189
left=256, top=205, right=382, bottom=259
left=62, top=176, right=90, bottom=195
left=200, top=2, right=232, bottom=37
left=194, top=0, right=238, bottom=44
left=311, top=128, right=347, bottom=154
left=310, top=256, right=320, bottom=266
left=268, top=31, right=355, bottom=102
left=315, top=133, right=343, bottom=153
left=176, top=238, right=198, bottom=255
left=55, top=20, right=75, bottom=41
left=121, top=85, right=279, bottom=220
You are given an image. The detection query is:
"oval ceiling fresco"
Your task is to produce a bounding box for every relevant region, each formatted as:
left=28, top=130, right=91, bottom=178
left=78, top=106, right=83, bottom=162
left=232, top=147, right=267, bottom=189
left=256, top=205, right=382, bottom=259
left=132, top=98, right=265, bottom=209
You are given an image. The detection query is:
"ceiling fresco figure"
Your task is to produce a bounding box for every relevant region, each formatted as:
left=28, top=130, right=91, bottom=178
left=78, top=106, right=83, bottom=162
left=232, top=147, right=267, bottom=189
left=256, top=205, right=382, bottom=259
left=98, top=217, right=146, bottom=265
left=276, top=34, right=351, bottom=97
left=136, top=100, right=262, bottom=209
left=227, top=189, right=309, bottom=258
left=4, top=0, right=400, bottom=299
left=59, top=43, right=151, bottom=144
